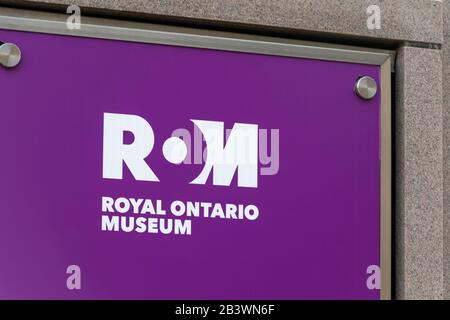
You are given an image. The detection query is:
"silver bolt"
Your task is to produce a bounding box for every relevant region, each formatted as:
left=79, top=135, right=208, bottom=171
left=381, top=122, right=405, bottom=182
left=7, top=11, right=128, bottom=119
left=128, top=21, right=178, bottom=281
left=0, top=43, right=21, bottom=68
left=355, top=76, right=378, bottom=100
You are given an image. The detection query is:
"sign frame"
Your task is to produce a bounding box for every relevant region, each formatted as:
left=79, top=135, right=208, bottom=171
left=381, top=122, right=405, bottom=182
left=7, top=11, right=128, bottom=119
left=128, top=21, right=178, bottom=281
left=0, top=6, right=393, bottom=300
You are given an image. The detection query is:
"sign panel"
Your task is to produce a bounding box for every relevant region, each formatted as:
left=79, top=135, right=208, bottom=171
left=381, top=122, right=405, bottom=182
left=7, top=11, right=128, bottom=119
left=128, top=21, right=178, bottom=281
left=0, top=21, right=390, bottom=299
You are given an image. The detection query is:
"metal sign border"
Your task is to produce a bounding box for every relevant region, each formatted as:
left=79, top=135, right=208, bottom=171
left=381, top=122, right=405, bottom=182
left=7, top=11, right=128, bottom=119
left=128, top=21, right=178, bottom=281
left=0, top=6, right=393, bottom=300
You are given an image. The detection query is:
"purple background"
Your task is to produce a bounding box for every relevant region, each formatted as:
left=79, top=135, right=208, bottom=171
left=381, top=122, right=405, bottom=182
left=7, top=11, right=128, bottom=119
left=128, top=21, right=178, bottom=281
left=0, top=29, right=381, bottom=299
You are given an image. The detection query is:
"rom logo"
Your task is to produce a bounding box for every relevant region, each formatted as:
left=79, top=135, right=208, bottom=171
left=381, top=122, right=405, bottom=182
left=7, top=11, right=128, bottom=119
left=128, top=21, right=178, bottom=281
left=102, top=112, right=260, bottom=188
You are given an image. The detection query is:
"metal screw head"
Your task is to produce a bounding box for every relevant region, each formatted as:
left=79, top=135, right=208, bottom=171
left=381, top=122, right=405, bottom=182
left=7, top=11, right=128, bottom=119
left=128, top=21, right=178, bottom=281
left=0, top=43, right=21, bottom=68
left=355, top=76, right=378, bottom=100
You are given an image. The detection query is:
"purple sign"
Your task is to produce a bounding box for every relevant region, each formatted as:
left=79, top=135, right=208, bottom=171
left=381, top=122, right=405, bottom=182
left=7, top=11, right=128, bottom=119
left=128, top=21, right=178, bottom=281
left=0, top=29, right=381, bottom=299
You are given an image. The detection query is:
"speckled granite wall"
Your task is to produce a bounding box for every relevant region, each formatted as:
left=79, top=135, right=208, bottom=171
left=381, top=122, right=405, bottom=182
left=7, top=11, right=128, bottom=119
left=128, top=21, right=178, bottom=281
left=0, top=0, right=446, bottom=299
left=396, top=47, right=444, bottom=300
left=0, top=0, right=443, bottom=44
left=443, top=0, right=450, bottom=301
